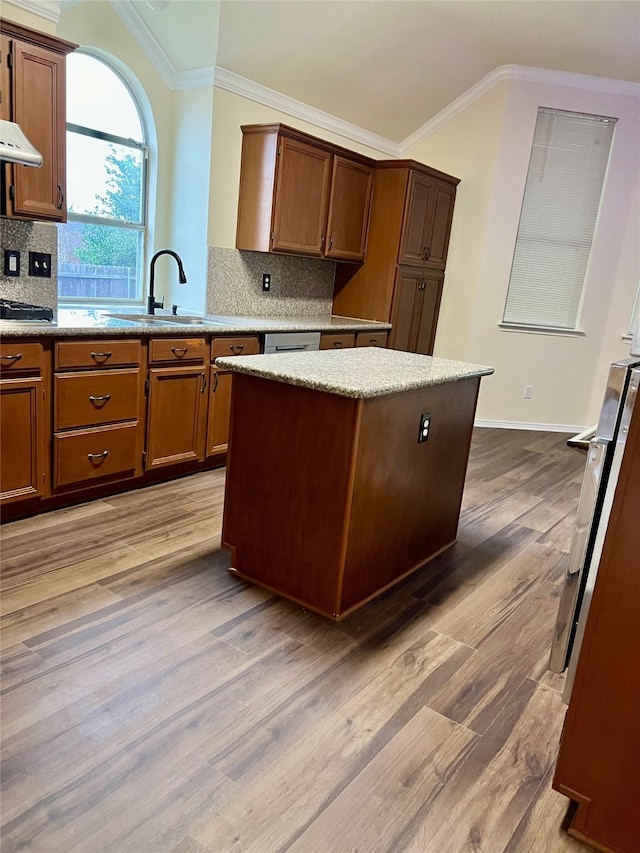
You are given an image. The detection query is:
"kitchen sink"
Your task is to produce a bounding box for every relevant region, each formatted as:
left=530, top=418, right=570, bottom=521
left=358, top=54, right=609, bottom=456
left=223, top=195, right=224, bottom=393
left=106, top=313, right=238, bottom=326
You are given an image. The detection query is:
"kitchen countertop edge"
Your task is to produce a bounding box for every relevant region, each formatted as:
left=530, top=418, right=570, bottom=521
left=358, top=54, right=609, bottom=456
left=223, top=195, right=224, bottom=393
left=215, top=348, right=495, bottom=399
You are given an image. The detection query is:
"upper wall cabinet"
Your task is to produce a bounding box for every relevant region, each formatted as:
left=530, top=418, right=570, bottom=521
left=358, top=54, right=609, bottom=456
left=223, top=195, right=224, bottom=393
left=0, top=20, right=76, bottom=223
left=332, top=160, right=459, bottom=356
left=236, top=124, right=374, bottom=263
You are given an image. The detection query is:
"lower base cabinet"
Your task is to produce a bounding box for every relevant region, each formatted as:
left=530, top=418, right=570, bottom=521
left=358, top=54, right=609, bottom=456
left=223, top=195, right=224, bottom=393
left=207, top=364, right=233, bottom=456
left=146, top=366, right=208, bottom=469
left=0, top=377, right=44, bottom=502
left=390, top=268, right=443, bottom=355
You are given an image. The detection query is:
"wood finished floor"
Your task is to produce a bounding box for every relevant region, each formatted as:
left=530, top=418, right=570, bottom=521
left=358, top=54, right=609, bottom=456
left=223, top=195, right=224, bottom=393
left=0, top=428, right=594, bottom=853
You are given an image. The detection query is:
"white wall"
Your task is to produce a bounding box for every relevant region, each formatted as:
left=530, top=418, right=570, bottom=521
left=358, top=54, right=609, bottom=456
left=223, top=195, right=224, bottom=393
left=408, top=77, right=640, bottom=429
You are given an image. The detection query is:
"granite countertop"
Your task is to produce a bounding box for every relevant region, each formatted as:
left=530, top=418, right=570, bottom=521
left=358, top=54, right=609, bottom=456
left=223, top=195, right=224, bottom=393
left=215, top=347, right=494, bottom=399
left=0, top=310, right=392, bottom=338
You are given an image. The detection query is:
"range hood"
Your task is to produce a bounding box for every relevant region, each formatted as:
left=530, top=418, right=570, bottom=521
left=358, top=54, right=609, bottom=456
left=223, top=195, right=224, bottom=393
left=0, top=119, right=43, bottom=167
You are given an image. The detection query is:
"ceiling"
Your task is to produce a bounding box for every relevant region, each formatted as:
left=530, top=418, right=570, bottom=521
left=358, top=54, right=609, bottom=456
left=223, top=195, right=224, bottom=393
left=58, top=0, right=640, bottom=144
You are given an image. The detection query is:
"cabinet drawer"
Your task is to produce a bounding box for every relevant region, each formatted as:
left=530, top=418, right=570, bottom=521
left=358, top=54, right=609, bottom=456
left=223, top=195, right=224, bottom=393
left=356, top=332, right=388, bottom=348
left=56, top=339, right=141, bottom=370
left=211, top=336, right=260, bottom=360
left=54, top=421, right=140, bottom=489
left=319, top=333, right=356, bottom=350
left=54, top=369, right=141, bottom=430
left=150, top=338, right=206, bottom=364
left=0, top=342, right=43, bottom=374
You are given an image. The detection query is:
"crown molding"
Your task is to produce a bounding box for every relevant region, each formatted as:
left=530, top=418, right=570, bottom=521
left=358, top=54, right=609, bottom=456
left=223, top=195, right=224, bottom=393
left=399, top=64, right=640, bottom=155
left=214, top=67, right=400, bottom=157
left=174, top=66, right=215, bottom=91
left=110, top=0, right=176, bottom=88
left=3, top=0, right=60, bottom=24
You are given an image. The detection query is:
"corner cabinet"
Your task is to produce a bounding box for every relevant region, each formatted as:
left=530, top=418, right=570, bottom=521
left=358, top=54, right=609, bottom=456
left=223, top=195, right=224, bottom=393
left=0, top=19, right=76, bottom=222
left=332, top=160, right=459, bottom=355
left=236, top=124, right=374, bottom=263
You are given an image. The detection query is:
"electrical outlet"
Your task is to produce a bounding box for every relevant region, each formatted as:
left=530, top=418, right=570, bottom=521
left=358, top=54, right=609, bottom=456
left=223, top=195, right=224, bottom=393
left=4, top=250, right=20, bottom=277
left=29, top=252, right=52, bottom=278
left=262, top=273, right=271, bottom=292
left=523, top=385, right=534, bottom=399
left=418, top=412, right=431, bottom=443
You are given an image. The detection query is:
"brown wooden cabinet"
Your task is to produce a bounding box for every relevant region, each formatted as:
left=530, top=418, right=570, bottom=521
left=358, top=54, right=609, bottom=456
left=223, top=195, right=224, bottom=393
left=390, top=268, right=443, bottom=355
left=146, top=365, right=208, bottom=470
left=0, top=19, right=76, bottom=222
left=52, top=338, right=144, bottom=491
left=0, top=340, right=47, bottom=504
left=236, top=124, right=374, bottom=263
left=333, top=160, right=459, bottom=355
left=207, top=335, right=260, bottom=457
left=0, top=376, right=44, bottom=503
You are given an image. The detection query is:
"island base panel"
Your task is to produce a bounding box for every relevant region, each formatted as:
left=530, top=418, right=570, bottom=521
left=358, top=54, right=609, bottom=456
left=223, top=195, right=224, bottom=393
left=222, top=373, right=480, bottom=617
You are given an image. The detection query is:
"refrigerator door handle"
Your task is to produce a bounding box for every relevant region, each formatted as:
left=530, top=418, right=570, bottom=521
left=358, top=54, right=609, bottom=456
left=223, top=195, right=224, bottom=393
left=549, top=439, right=609, bottom=672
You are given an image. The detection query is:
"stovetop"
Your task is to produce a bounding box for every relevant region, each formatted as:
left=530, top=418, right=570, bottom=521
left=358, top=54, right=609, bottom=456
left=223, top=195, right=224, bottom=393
left=0, top=298, right=54, bottom=322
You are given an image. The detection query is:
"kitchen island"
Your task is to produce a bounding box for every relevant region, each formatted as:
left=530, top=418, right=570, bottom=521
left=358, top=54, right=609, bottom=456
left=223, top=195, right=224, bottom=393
left=218, top=347, right=493, bottom=618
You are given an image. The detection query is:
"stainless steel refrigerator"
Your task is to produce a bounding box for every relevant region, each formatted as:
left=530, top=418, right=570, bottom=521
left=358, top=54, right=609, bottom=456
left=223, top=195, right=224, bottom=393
left=549, top=354, right=640, bottom=702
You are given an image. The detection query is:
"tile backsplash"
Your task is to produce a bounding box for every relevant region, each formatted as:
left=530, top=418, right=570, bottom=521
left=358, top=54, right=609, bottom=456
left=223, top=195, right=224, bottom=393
left=207, top=247, right=335, bottom=318
left=0, top=220, right=58, bottom=316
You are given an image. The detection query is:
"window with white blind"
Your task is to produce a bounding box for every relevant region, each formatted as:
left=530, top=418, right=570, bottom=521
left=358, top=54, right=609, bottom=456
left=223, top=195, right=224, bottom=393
left=629, top=282, right=640, bottom=337
left=502, top=108, right=616, bottom=331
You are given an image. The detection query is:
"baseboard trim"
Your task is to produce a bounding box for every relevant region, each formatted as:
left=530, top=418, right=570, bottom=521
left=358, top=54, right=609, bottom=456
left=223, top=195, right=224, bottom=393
left=474, top=419, right=586, bottom=434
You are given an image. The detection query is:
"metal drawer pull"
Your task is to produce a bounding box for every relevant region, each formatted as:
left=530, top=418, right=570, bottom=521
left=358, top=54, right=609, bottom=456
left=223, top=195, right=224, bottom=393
left=201, top=372, right=206, bottom=393
left=333, top=342, right=343, bottom=348
left=171, top=346, right=189, bottom=355
left=87, top=450, right=109, bottom=461
left=89, top=394, right=111, bottom=404
left=91, top=351, right=112, bottom=360
left=229, top=345, right=245, bottom=354
left=212, top=371, right=219, bottom=392
left=57, top=184, right=64, bottom=210
left=1, top=353, right=22, bottom=361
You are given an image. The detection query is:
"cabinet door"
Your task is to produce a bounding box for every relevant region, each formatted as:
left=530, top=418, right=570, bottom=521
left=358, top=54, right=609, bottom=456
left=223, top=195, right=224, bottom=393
left=0, top=377, right=43, bottom=503
left=207, top=364, right=232, bottom=456
left=8, top=38, right=66, bottom=221
left=414, top=274, right=444, bottom=355
left=398, top=172, right=435, bottom=265
left=271, top=136, right=332, bottom=256
left=0, top=34, right=10, bottom=122
left=325, top=156, right=373, bottom=262
left=389, top=267, right=422, bottom=352
left=146, top=367, right=207, bottom=470
left=425, top=182, right=456, bottom=268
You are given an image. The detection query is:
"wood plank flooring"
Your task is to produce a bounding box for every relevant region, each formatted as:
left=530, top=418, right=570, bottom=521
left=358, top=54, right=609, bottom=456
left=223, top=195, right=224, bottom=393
left=1, top=428, right=594, bottom=852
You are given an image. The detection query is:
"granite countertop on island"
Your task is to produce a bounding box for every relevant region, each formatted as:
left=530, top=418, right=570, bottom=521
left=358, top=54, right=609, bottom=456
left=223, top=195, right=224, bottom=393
left=0, top=309, right=391, bottom=337
left=215, top=346, right=494, bottom=399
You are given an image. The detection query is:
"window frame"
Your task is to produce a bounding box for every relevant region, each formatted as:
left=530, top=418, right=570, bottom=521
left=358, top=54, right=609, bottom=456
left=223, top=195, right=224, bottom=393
left=58, top=52, right=150, bottom=308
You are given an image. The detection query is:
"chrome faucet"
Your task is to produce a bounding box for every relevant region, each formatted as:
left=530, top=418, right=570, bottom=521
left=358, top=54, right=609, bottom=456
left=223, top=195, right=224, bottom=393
left=147, top=250, right=187, bottom=315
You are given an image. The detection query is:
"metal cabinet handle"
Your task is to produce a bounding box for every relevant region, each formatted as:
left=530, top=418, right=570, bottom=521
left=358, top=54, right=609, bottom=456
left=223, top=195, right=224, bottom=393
left=87, top=450, right=109, bottom=461
left=212, top=371, right=219, bottom=392
left=320, top=234, right=325, bottom=247
left=171, top=346, right=189, bottom=355
left=229, top=345, right=244, bottom=354
left=369, top=339, right=379, bottom=345
left=57, top=184, right=64, bottom=210
left=201, top=372, right=207, bottom=393
left=91, top=351, right=112, bottom=361
left=423, top=246, right=431, bottom=260
left=0, top=353, right=22, bottom=361
left=89, top=394, right=111, bottom=404
left=333, top=342, right=343, bottom=348
left=329, top=235, right=333, bottom=250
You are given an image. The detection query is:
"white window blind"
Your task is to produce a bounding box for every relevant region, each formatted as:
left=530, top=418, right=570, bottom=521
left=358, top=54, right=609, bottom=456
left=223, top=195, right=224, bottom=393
left=503, top=108, right=616, bottom=330
left=629, top=282, right=640, bottom=337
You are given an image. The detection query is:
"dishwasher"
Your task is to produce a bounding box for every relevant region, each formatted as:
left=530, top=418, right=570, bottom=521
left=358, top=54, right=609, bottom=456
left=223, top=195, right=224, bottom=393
left=263, top=331, right=321, bottom=354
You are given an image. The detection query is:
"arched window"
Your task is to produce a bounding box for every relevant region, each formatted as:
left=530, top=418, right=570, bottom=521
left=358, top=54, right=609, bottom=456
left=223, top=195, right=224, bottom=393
left=58, top=52, right=149, bottom=304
